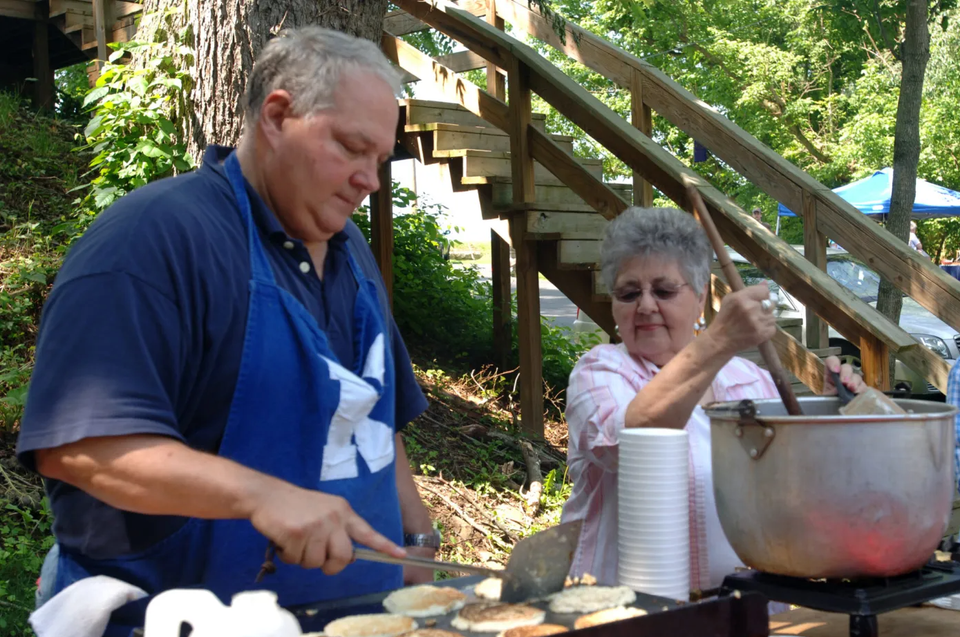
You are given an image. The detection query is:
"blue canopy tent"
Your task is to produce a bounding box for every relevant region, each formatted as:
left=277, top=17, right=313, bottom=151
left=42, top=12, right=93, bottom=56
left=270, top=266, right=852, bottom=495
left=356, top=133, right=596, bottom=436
left=777, top=168, right=960, bottom=222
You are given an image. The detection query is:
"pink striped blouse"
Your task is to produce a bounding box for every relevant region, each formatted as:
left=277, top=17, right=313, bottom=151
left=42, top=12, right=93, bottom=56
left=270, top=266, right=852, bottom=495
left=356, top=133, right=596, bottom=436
left=560, top=343, right=778, bottom=588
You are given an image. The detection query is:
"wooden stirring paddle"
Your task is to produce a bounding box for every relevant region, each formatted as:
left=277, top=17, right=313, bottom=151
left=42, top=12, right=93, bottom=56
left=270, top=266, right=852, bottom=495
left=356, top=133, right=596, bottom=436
left=683, top=181, right=804, bottom=416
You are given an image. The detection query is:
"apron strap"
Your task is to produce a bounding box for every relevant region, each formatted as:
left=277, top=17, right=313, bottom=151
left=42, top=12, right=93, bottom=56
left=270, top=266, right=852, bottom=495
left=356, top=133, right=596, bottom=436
left=224, top=152, right=277, bottom=286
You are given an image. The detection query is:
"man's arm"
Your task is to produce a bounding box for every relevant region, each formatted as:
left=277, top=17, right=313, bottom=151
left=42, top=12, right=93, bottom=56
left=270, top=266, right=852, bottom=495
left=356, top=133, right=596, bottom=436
left=394, top=433, right=436, bottom=583
left=37, top=434, right=406, bottom=574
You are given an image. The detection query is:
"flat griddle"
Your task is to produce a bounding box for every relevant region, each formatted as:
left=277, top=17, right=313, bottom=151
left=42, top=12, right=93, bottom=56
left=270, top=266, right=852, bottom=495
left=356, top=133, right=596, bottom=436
left=287, top=576, right=770, bottom=637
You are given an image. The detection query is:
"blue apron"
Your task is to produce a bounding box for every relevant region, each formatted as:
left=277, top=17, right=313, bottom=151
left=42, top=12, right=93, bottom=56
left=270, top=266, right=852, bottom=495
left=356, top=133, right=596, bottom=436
left=52, top=152, right=403, bottom=636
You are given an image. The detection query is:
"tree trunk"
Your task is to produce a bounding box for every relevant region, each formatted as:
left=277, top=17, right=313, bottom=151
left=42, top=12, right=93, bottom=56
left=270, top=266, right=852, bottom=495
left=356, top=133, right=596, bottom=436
left=875, top=0, right=929, bottom=382
left=136, top=0, right=390, bottom=160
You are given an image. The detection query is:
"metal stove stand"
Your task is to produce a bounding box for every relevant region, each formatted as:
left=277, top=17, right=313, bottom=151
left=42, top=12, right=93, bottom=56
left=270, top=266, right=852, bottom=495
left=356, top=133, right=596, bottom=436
left=720, top=560, right=960, bottom=637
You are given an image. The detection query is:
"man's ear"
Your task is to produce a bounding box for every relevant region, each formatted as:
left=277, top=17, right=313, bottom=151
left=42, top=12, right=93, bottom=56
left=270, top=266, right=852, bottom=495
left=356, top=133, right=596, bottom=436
left=258, top=90, right=295, bottom=150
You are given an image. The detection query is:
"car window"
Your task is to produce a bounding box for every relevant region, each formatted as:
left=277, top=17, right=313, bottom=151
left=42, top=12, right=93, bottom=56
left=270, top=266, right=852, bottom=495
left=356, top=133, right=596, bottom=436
left=826, top=257, right=881, bottom=302
left=733, top=265, right=799, bottom=314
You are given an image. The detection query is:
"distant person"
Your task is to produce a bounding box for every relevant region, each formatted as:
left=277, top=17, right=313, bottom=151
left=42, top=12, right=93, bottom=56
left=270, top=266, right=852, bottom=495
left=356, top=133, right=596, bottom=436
left=751, top=207, right=772, bottom=231
left=909, top=220, right=930, bottom=258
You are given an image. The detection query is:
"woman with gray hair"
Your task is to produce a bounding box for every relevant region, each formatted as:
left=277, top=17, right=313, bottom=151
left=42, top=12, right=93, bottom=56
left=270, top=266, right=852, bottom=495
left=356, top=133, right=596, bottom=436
left=560, top=207, right=865, bottom=590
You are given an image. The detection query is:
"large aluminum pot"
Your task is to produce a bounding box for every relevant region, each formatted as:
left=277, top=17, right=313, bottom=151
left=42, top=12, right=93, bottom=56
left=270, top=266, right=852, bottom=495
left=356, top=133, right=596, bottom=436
left=705, top=396, right=958, bottom=579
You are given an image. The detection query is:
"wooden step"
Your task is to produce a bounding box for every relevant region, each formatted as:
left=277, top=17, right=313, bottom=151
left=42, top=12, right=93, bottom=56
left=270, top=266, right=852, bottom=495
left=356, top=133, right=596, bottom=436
left=402, top=99, right=546, bottom=132
left=452, top=150, right=603, bottom=186
left=526, top=210, right=608, bottom=239
left=427, top=123, right=574, bottom=155
left=489, top=181, right=631, bottom=210
left=558, top=240, right=601, bottom=269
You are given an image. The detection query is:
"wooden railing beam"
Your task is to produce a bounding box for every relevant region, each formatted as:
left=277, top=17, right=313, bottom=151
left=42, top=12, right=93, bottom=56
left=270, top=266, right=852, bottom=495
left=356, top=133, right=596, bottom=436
left=802, top=191, right=828, bottom=350
left=860, top=336, right=891, bottom=391
left=370, top=162, right=394, bottom=308
left=487, top=0, right=960, bottom=334
left=491, top=229, right=512, bottom=373
left=630, top=69, right=654, bottom=208
left=92, top=0, right=109, bottom=64
left=712, top=274, right=826, bottom=393
left=528, top=127, right=627, bottom=221
left=508, top=56, right=543, bottom=438
left=381, top=33, right=509, bottom=132
left=485, top=0, right=506, bottom=100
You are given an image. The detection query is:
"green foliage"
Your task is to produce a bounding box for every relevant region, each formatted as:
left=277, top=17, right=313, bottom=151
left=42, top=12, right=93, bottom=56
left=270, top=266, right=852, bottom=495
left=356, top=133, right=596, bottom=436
left=0, top=91, right=88, bottom=433
left=0, top=499, right=54, bottom=635
left=354, top=185, right=495, bottom=366
left=76, top=40, right=195, bottom=221
left=54, top=62, right=93, bottom=123
left=353, top=183, right=597, bottom=408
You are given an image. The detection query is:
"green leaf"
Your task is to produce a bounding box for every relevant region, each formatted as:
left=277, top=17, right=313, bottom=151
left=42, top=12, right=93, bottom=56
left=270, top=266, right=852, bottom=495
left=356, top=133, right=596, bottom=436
left=22, top=271, right=46, bottom=284
left=82, top=86, right=110, bottom=107
left=128, top=76, right=149, bottom=96
left=157, top=118, right=176, bottom=136
left=83, top=115, right=104, bottom=139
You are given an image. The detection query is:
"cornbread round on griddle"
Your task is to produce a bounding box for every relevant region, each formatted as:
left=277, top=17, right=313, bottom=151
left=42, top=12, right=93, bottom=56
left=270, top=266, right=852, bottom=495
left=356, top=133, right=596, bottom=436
left=324, top=614, right=417, bottom=637
left=548, top=586, right=636, bottom=614
left=473, top=577, right=502, bottom=601
left=383, top=585, right=468, bottom=617
left=496, top=623, right=568, bottom=637
left=572, top=606, right=647, bottom=629
left=450, top=601, right=546, bottom=632
left=399, top=630, right=465, bottom=637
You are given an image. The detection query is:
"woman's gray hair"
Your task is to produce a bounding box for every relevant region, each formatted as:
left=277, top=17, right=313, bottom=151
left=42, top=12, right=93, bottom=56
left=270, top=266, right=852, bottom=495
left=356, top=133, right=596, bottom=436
left=601, top=207, right=712, bottom=296
left=243, top=26, right=402, bottom=125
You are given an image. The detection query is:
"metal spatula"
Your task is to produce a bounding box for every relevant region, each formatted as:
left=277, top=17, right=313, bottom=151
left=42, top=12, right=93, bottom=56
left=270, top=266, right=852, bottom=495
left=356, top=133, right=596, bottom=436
left=354, top=519, right=583, bottom=603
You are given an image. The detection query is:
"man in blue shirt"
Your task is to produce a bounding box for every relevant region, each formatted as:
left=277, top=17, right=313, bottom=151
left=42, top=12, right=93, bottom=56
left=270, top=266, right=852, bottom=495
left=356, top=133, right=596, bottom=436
left=17, top=26, right=436, bottom=630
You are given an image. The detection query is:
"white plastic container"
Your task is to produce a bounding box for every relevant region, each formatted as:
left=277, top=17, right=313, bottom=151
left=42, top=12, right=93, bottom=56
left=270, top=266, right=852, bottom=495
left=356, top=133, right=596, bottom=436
left=143, top=589, right=302, bottom=637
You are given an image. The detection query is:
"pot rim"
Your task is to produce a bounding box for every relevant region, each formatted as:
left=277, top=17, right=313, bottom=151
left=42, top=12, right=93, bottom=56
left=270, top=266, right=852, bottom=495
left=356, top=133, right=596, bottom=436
left=704, top=396, right=958, bottom=425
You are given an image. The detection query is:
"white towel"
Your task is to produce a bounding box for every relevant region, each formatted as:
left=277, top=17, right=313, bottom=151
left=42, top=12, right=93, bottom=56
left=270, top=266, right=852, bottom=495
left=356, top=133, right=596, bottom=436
left=29, top=575, right=148, bottom=637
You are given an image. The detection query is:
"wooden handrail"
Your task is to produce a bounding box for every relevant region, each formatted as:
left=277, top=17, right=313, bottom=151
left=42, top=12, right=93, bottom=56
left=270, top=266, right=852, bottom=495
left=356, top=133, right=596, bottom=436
left=489, top=0, right=960, bottom=335
left=389, top=0, right=952, bottom=392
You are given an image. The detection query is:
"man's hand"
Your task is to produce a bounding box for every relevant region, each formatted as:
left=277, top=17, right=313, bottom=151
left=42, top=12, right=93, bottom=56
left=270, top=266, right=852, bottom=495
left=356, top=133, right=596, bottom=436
left=403, top=546, right=437, bottom=584
left=248, top=482, right=407, bottom=575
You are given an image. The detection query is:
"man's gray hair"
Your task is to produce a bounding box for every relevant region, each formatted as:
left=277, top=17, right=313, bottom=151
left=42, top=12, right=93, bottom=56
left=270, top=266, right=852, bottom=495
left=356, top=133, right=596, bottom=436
left=601, top=207, right=712, bottom=296
left=243, top=26, right=402, bottom=124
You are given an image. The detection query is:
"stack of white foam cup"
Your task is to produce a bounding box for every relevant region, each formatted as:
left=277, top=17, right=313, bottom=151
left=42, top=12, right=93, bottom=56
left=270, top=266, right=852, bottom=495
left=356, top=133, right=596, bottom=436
left=616, top=428, right=690, bottom=601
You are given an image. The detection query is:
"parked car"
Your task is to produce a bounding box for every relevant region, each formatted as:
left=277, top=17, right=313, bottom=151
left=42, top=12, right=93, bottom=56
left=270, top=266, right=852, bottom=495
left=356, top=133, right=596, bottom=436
left=573, top=247, right=958, bottom=397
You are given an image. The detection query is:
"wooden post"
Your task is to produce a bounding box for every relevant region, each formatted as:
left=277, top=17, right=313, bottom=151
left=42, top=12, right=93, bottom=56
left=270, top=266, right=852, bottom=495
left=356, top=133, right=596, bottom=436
left=32, top=1, right=53, bottom=111
left=508, top=56, right=543, bottom=438
left=860, top=336, right=891, bottom=391
left=801, top=191, right=829, bottom=350
left=491, top=229, right=511, bottom=373
left=630, top=69, right=654, bottom=207
left=370, top=162, right=394, bottom=308
left=485, top=0, right=506, bottom=100
left=92, top=0, right=109, bottom=66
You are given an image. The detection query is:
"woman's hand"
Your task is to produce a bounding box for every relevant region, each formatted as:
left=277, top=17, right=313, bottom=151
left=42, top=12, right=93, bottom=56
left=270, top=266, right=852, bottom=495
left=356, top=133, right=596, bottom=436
left=704, top=283, right=778, bottom=355
left=822, top=356, right=868, bottom=395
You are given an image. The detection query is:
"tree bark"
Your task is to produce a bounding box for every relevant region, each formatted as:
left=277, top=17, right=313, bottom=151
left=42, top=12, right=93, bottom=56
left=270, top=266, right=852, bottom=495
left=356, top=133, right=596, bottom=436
left=136, top=0, right=390, bottom=161
left=876, top=0, right=929, bottom=381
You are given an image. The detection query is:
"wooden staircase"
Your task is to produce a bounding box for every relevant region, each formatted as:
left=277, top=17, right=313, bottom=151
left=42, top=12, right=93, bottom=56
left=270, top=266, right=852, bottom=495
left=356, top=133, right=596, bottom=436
left=397, top=97, right=841, bottom=398
left=383, top=0, right=960, bottom=436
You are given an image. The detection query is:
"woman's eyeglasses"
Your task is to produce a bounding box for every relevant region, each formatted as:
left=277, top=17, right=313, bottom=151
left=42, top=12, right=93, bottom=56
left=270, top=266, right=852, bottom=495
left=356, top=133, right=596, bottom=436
left=612, top=283, right=689, bottom=304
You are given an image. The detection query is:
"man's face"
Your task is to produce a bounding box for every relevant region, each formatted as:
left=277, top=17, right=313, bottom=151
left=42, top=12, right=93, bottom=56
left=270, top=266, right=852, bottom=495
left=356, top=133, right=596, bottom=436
left=261, top=72, right=398, bottom=242
left=752, top=210, right=762, bottom=221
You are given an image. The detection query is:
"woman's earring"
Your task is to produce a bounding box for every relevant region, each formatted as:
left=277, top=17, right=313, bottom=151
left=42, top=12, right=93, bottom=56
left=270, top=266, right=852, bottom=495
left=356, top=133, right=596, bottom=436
left=694, top=316, right=706, bottom=336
